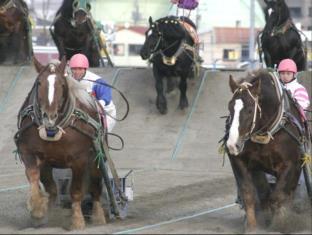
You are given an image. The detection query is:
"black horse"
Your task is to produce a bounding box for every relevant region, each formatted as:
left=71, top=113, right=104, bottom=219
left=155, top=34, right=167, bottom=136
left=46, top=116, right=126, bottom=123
left=0, top=0, right=32, bottom=64
left=221, top=69, right=311, bottom=232
left=50, top=0, right=104, bottom=67
left=140, top=16, right=198, bottom=114
left=258, top=0, right=306, bottom=71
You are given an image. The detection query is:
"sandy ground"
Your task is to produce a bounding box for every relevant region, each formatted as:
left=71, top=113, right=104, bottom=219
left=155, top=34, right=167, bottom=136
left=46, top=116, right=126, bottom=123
left=0, top=65, right=311, bottom=234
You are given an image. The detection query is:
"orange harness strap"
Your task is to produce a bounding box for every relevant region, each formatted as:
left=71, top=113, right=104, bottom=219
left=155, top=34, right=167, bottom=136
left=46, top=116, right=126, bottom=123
left=179, top=20, right=199, bottom=44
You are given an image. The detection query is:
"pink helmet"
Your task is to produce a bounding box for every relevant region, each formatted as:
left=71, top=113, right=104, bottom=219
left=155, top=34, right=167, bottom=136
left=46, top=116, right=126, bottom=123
left=277, top=59, right=297, bottom=73
left=69, top=53, right=89, bottom=69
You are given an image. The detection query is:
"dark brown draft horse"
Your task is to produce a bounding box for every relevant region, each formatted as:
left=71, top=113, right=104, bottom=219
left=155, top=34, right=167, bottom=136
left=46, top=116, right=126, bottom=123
left=221, top=69, right=311, bottom=232
left=0, top=0, right=32, bottom=64
left=50, top=0, right=103, bottom=67
left=14, top=57, right=108, bottom=230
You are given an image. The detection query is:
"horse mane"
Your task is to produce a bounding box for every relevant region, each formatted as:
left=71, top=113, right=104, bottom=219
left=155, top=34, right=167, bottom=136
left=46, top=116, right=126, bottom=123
left=277, top=0, right=290, bottom=24
left=249, top=70, right=280, bottom=108
left=264, top=0, right=291, bottom=30
left=156, top=16, right=190, bottom=39
left=66, top=75, right=97, bottom=110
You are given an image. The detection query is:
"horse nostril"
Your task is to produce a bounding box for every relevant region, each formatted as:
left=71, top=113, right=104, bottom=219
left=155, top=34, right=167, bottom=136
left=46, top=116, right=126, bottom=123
left=52, top=113, right=58, bottom=120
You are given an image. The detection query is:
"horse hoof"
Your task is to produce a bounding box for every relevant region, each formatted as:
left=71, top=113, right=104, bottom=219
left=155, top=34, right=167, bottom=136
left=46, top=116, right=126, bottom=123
left=70, top=220, right=86, bottom=230
left=92, top=215, right=106, bottom=225
left=179, top=101, right=189, bottom=110
left=158, top=108, right=167, bottom=115
left=156, top=103, right=167, bottom=114
left=31, top=216, right=48, bottom=228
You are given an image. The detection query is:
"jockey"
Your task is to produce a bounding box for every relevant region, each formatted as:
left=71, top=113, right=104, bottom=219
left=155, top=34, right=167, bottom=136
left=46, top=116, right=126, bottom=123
left=277, top=58, right=311, bottom=190
left=69, top=53, right=116, bottom=132
left=278, top=58, right=310, bottom=113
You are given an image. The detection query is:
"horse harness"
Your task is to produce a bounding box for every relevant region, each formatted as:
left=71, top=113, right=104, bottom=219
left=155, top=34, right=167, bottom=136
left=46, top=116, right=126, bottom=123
left=270, top=19, right=294, bottom=37
left=149, top=19, right=198, bottom=66
left=226, top=71, right=309, bottom=151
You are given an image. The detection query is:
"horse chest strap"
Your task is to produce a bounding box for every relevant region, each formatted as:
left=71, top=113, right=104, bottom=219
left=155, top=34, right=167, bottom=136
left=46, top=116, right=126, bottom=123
left=38, top=125, right=64, bottom=142
left=250, top=133, right=272, bottom=144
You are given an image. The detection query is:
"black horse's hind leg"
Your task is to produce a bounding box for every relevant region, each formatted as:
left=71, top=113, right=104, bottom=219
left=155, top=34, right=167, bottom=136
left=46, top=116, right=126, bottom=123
left=166, top=76, right=176, bottom=93
left=153, top=67, right=167, bottom=114
left=178, top=75, right=188, bottom=110
left=12, top=32, right=21, bottom=64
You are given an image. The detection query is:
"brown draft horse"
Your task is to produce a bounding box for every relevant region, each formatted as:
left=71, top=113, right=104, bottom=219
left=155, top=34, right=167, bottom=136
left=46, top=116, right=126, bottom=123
left=14, top=57, right=107, bottom=229
left=0, top=0, right=32, bottom=64
left=222, top=69, right=311, bottom=232
left=50, top=0, right=103, bottom=67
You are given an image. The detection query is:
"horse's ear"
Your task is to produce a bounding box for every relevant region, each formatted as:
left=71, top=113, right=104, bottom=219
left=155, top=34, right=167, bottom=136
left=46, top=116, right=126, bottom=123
left=33, top=56, right=44, bottom=73
left=149, top=16, right=153, bottom=26
left=229, top=75, right=238, bottom=93
left=59, top=56, right=67, bottom=74
left=87, top=3, right=91, bottom=11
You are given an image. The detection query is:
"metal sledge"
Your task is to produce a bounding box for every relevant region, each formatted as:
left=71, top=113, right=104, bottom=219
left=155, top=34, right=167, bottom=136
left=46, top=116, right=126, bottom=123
left=52, top=167, right=133, bottom=220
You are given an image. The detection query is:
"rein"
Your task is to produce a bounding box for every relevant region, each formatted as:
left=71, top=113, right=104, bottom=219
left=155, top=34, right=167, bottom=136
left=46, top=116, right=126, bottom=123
left=82, top=79, right=130, bottom=122
left=147, top=19, right=197, bottom=65
left=233, top=82, right=262, bottom=139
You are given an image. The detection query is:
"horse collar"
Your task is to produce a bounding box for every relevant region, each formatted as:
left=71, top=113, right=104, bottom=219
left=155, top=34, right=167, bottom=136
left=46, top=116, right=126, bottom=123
left=271, top=19, right=293, bottom=36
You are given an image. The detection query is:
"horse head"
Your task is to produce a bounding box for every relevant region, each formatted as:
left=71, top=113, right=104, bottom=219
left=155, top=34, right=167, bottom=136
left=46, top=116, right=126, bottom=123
left=264, top=0, right=290, bottom=27
left=140, top=16, right=189, bottom=60
left=33, top=56, right=68, bottom=129
left=226, top=73, right=263, bottom=155
left=72, top=0, right=91, bottom=25
left=140, top=16, right=162, bottom=60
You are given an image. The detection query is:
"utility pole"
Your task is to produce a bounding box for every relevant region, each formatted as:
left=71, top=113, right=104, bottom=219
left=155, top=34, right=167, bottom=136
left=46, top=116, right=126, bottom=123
left=249, top=0, right=255, bottom=69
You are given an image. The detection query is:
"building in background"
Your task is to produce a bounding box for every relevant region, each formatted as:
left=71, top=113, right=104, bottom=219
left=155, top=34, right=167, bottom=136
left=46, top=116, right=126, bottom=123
left=110, top=26, right=147, bottom=67
left=199, top=27, right=262, bottom=68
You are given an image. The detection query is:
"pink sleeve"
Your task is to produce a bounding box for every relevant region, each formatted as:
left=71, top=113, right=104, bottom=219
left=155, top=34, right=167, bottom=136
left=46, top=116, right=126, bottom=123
left=293, top=87, right=310, bottom=110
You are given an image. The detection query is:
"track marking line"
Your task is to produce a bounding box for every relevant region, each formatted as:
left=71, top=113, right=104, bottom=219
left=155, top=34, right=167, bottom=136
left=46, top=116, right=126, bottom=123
left=113, top=203, right=237, bottom=234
